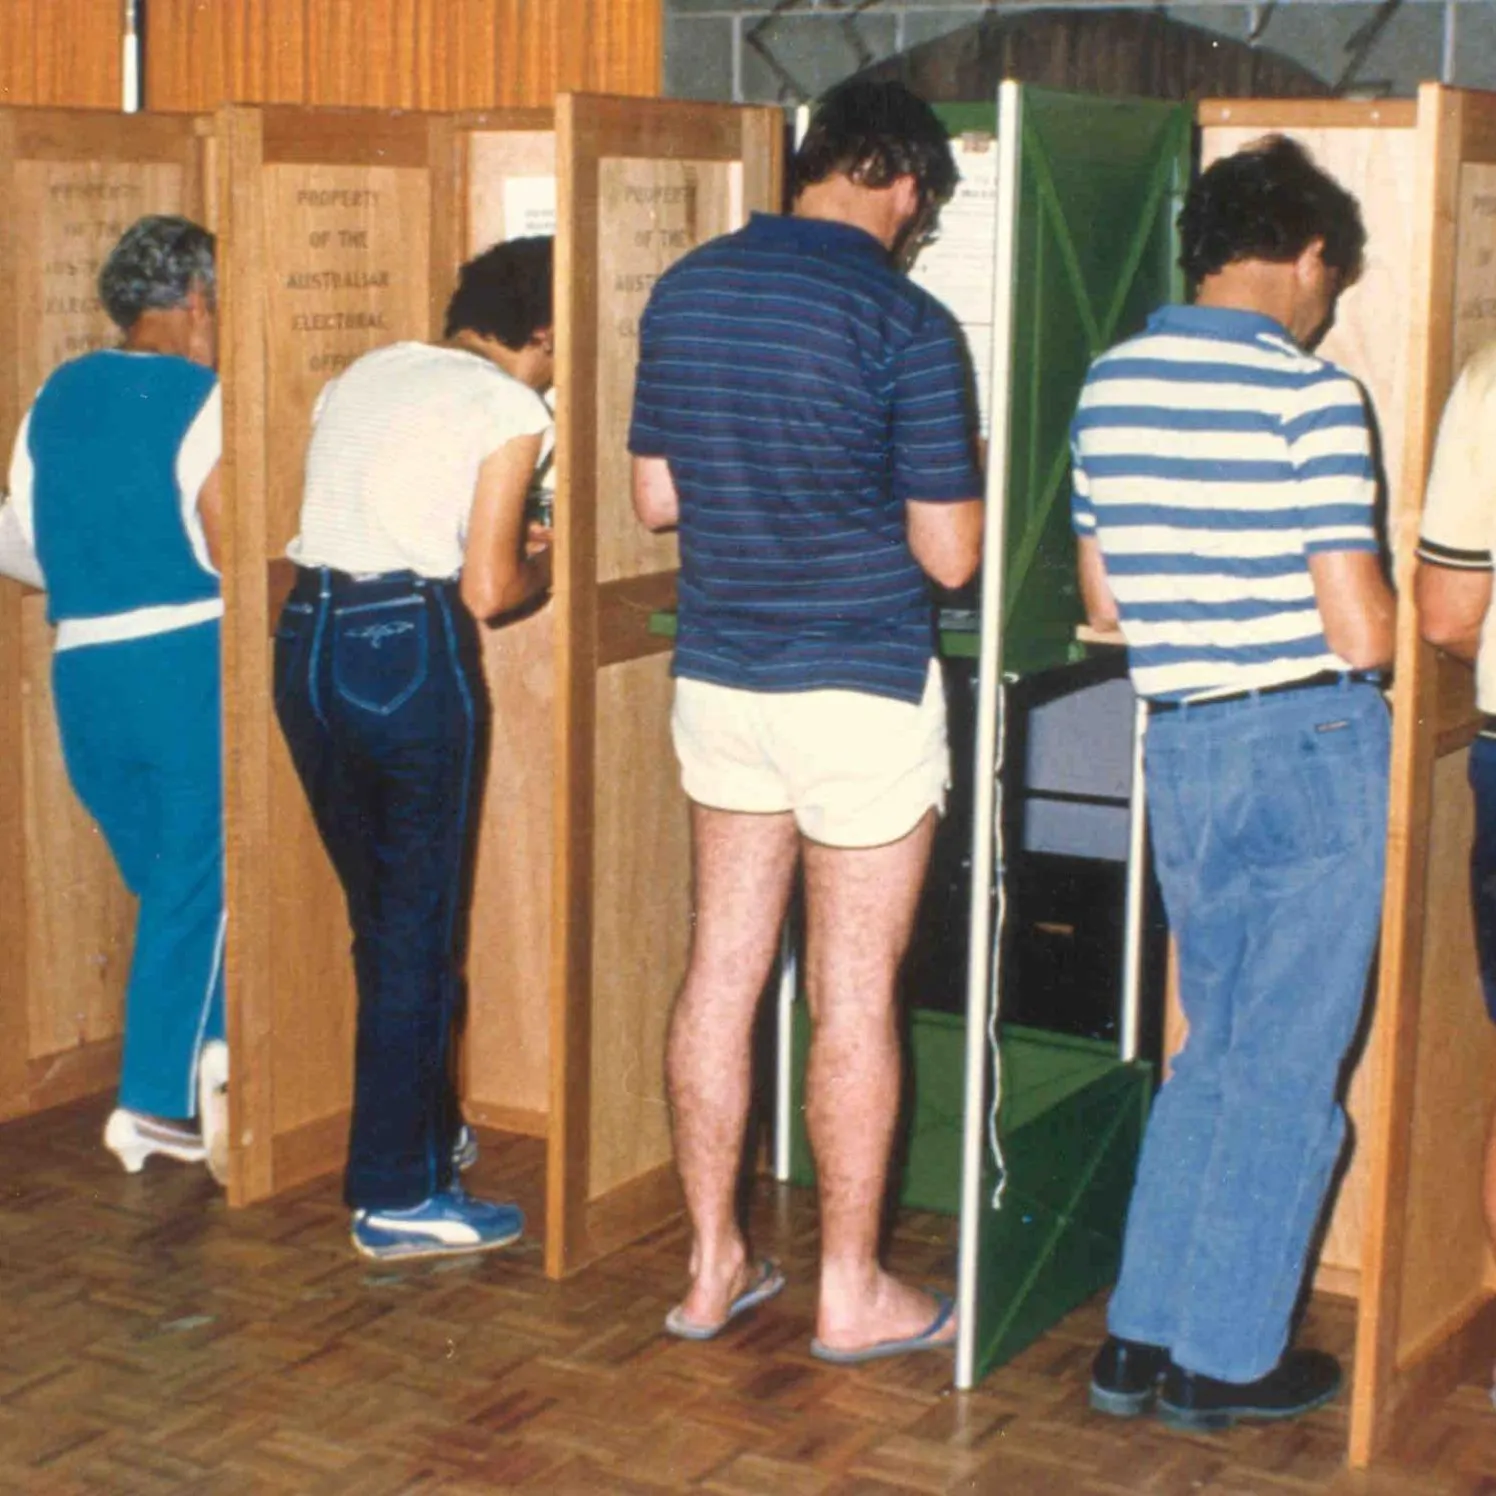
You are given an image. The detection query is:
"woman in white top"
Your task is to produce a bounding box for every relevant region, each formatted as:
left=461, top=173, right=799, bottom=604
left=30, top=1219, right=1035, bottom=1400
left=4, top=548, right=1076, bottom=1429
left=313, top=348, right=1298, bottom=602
left=274, top=237, right=553, bottom=1261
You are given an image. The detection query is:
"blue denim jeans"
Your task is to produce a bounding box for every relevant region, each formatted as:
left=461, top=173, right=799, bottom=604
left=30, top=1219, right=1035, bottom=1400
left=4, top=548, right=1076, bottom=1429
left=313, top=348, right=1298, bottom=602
left=1468, top=735, right=1496, bottom=1023
left=1106, top=678, right=1389, bottom=1383
left=274, top=567, right=485, bottom=1210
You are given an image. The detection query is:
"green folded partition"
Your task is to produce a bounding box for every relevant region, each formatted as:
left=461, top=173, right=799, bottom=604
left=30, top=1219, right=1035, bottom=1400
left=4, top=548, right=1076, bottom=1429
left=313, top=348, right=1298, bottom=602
left=989, top=89, right=1190, bottom=677
left=788, top=1012, right=1150, bottom=1369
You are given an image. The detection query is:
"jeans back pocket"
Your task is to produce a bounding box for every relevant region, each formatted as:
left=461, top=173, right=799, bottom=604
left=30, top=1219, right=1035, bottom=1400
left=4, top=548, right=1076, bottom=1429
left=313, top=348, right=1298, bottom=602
left=332, top=595, right=429, bottom=716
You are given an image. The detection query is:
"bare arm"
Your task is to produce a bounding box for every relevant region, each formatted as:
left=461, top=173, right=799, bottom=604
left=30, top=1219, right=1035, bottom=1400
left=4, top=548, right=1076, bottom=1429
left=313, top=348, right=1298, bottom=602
left=460, top=432, right=549, bottom=622
left=1307, top=549, right=1396, bottom=671
left=196, top=462, right=223, bottom=572
left=907, top=498, right=983, bottom=590
left=633, top=455, right=679, bottom=532
left=1076, top=535, right=1119, bottom=631
left=1416, top=559, right=1491, bottom=664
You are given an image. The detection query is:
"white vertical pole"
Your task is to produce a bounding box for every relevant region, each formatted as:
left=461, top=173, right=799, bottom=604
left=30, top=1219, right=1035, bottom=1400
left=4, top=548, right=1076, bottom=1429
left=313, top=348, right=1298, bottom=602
left=769, top=101, right=815, bottom=1182
left=1119, top=697, right=1149, bottom=1064
left=122, top=0, right=141, bottom=113
left=1442, top=0, right=1458, bottom=85
left=772, top=924, right=797, bottom=1181
left=954, top=79, right=1022, bottom=1394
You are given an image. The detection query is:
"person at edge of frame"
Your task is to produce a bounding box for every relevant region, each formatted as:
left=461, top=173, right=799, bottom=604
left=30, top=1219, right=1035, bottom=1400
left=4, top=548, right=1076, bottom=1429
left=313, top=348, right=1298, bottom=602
left=0, top=215, right=231, bottom=1186
left=628, top=79, right=984, bottom=1362
left=272, top=236, right=555, bottom=1262
left=1412, top=335, right=1496, bottom=1402
left=1071, top=136, right=1396, bottom=1431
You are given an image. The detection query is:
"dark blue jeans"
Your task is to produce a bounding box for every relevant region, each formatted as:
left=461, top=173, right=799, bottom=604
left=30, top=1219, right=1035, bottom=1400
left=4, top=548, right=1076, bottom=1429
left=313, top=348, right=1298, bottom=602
left=274, top=567, right=486, bottom=1210
left=1470, top=734, right=1496, bottom=1024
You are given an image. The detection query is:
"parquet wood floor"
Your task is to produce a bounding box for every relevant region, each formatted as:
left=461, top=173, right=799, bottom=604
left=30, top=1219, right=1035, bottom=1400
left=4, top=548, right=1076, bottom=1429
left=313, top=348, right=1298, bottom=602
left=3, top=1097, right=1495, bottom=1495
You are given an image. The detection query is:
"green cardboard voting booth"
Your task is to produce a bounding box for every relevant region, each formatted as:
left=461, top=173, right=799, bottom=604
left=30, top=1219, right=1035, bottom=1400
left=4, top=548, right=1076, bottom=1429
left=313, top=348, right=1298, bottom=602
left=774, top=82, right=1188, bottom=1389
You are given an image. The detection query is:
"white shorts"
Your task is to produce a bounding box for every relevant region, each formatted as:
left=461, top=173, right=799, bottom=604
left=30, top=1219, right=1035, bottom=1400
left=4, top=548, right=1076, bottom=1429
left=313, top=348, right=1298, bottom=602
left=671, top=661, right=950, bottom=849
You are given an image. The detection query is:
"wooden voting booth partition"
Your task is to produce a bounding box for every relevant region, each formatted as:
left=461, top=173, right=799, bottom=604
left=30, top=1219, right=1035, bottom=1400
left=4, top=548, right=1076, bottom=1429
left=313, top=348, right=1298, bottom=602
left=1348, top=83, right=1496, bottom=1467
left=0, top=107, right=210, bottom=1124
left=1196, top=89, right=1496, bottom=1465
left=546, top=93, right=780, bottom=1275
left=217, top=105, right=456, bottom=1205
left=1195, top=100, right=1420, bottom=1307
left=217, top=96, right=782, bottom=1279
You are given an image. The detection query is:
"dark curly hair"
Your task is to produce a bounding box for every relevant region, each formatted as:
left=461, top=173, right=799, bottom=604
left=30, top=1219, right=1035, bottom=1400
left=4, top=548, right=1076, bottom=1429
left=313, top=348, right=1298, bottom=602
left=792, top=79, right=956, bottom=211
left=443, top=235, right=552, bottom=349
left=1179, top=135, right=1366, bottom=286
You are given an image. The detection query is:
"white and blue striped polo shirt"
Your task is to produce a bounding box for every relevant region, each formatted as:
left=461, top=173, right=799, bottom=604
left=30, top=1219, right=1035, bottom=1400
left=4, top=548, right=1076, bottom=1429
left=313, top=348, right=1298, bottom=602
left=629, top=211, right=981, bottom=705
left=1070, top=304, right=1380, bottom=702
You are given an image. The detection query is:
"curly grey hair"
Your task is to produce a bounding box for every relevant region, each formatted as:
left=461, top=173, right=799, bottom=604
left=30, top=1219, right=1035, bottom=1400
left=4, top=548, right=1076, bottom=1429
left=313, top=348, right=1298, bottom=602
left=97, top=214, right=216, bottom=331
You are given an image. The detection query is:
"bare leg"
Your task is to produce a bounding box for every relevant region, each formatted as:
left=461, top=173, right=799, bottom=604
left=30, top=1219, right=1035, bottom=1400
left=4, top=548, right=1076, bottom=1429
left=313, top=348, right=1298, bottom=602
left=803, top=811, right=955, bottom=1352
left=668, top=802, right=799, bottom=1328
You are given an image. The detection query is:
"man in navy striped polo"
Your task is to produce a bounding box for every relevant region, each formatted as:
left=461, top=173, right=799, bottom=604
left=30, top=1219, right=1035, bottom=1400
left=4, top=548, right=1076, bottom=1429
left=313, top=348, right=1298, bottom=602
left=629, top=80, right=983, bottom=1362
left=1073, top=137, right=1395, bottom=1430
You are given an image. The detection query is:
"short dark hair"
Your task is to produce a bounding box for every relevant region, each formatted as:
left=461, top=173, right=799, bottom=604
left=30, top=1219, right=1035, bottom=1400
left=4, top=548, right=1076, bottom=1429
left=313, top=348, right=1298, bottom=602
left=98, top=215, right=215, bottom=331
left=792, top=79, right=956, bottom=209
left=443, top=235, right=553, bottom=348
left=1178, top=135, right=1366, bottom=285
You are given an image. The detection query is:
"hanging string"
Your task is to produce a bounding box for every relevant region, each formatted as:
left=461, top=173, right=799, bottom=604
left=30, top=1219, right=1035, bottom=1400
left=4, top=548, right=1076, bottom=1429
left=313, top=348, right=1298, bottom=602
left=987, top=676, right=1009, bottom=1210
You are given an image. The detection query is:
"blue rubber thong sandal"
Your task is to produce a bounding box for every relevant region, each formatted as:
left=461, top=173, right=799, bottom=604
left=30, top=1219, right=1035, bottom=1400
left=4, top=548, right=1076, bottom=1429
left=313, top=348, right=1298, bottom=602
left=809, top=1291, right=957, bottom=1365
left=663, top=1259, right=786, bottom=1341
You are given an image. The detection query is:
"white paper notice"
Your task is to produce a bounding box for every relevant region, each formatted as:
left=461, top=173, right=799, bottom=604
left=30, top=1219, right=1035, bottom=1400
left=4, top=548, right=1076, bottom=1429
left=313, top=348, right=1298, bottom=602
left=503, top=176, right=557, bottom=239
left=908, top=134, right=999, bottom=434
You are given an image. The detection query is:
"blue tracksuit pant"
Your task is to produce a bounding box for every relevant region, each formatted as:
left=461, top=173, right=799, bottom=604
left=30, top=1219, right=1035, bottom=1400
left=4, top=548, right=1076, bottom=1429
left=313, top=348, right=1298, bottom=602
left=51, top=621, right=225, bottom=1119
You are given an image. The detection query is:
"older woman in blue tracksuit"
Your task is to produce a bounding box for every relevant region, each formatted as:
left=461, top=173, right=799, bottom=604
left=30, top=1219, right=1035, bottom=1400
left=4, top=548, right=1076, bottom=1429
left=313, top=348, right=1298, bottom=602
left=0, top=216, right=229, bottom=1182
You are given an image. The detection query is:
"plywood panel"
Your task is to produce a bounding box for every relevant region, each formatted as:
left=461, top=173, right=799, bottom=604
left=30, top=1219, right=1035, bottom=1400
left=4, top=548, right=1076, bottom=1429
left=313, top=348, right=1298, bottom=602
left=1453, top=163, right=1496, bottom=376
left=218, top=106, right=454, bottom=1200
left=263, top=164, right=431, bottom=1137
left=466, top=129, right=556, bottom=250
left=261, top=163, right=430, bottom=549
left=548, top=94, right=782, bottom=1277
left=0, top=110, right=205, bottom=1123
left=460, top=120, right=559, bottom=1133
left=465, top=607, right=556, bottom=1133
left=594, top=157, right=741, bottom=585
left=587, top=653, right=689, bottom=1200
left=1350, top=83, right=1495, bottom=1470
left=13, top=159, right=187, bottom=403
left=20, top=595, right=135, bottom=1059
left=1396, top=749, right=1496, bottom=1355
left=144, top=0, right=660, bottom=113
left=1202, top=122, right=1418, bottom=545
left=1196, top=117, right=1417, bottom=1292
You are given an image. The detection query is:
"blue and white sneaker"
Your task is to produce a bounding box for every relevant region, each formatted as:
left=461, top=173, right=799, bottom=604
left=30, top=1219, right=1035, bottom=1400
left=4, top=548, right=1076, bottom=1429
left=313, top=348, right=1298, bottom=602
left=350, top=1188, right=524, bottom=1262
left=452, top=1123, right=479, bottom=1173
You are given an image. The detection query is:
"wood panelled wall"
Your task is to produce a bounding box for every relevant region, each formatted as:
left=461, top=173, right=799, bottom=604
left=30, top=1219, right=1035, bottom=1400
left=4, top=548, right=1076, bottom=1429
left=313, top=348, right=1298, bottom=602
left=0, top=2, right=660, bottom=113
left=0, top=1, right=122, bottom=107
left=144, top=0, right=660, bottom=111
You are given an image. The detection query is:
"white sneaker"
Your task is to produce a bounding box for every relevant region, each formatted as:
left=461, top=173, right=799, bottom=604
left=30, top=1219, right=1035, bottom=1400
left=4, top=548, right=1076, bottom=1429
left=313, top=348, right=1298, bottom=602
left=198, top=1040, right=230, bottom=1186
left=103, top=1108, right=207, bottom=1173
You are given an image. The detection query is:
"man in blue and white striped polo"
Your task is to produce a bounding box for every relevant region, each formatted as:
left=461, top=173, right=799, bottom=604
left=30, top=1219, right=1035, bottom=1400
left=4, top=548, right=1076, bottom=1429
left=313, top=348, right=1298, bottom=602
left=1073, top=136, right=1395, bottom=1431
left=629, top=80, right=983, bottom=1364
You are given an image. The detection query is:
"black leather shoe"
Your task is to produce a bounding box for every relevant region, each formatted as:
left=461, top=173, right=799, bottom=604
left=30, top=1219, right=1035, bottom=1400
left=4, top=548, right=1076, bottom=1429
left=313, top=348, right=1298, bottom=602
left=1157, top=1349, right=1342, bottom=1431
left=1088, top=1335, right=1170, bottom=1417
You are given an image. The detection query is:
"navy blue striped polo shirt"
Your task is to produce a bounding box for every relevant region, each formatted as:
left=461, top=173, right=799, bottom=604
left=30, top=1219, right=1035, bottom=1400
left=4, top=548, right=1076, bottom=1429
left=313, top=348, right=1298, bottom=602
left=628, top=211, right=980, bottom=704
